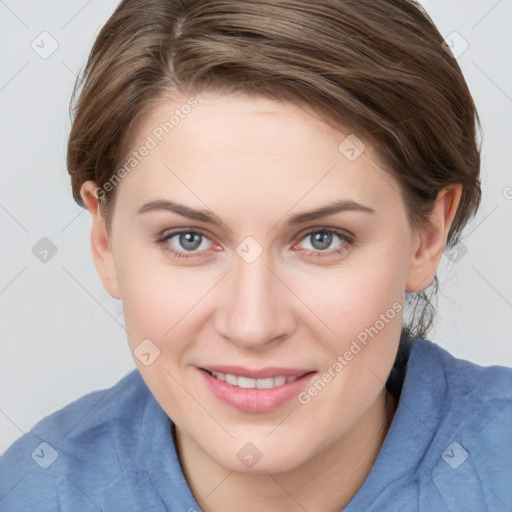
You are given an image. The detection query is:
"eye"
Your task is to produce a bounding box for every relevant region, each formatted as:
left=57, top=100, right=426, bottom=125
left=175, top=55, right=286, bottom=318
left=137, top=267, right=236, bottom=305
left=293, top=228, right=354, bottom=258
left=156, top=229, right=214, bottom=259
left=155, top=227, right=355, bottom=260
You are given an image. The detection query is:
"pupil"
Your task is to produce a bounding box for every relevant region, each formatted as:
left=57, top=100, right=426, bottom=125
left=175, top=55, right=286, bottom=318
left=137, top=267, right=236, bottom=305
left=180, top=232, right=202, bottom=250
left=311, top=232, right=332, bottom=250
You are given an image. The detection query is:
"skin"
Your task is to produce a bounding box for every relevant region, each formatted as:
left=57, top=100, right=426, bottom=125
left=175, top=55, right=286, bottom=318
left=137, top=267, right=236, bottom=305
left=80, top=92, right=462, bottom=512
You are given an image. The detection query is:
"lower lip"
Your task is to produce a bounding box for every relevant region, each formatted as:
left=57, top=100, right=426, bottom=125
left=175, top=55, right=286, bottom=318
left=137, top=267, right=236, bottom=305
left=199, top=369, right=316, bottom=413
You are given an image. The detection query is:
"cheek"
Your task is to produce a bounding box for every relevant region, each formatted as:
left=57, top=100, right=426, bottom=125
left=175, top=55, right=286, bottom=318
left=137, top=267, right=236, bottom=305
left=295, top=248, right=407, bottom=337
left=289, top=241, right=407, bottom=394
left=115, top=250, right=213, bottom=356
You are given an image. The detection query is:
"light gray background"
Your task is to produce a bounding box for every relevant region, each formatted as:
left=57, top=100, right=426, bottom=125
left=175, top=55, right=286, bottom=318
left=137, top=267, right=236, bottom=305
left=1, top=0, right=511, bottom=454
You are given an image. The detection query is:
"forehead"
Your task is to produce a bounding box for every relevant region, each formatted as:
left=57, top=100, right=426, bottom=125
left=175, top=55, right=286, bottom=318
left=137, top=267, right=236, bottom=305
left=115, top=92, right=405, bottom=216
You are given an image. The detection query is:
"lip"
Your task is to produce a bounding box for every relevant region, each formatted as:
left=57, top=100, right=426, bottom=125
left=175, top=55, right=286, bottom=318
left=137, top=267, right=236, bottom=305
left=198, top=366, right=317, bottom=413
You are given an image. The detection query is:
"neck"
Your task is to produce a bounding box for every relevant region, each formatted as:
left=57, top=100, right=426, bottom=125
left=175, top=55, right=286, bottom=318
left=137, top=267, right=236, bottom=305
left=175, top=387, right=396, bottom=512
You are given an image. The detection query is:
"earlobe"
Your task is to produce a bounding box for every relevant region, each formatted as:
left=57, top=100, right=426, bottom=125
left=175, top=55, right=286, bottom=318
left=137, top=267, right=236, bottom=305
left=80, top=181, right=121, bottom=299
left=405, top=185, right=462, bottom=292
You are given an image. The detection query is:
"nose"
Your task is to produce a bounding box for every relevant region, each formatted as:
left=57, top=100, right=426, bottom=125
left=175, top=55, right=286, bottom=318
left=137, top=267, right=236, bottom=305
left=213, top=251, right=296, bottom=351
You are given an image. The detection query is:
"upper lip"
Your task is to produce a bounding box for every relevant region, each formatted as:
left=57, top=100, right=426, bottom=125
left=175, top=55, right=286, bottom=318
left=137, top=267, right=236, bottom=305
left=200, top=365, right=315, bottom=379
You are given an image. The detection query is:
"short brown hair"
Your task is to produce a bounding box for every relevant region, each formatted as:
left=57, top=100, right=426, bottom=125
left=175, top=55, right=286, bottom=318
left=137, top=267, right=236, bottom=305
left=67, top=0, right=482, bottom=340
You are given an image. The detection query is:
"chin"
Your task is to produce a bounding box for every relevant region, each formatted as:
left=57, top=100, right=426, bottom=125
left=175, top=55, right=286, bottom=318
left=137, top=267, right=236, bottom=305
left=202, top=434, right=316, bottom=475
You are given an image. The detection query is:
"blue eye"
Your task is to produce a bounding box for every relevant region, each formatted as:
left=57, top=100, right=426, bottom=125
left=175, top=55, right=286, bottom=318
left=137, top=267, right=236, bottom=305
left=301, top=231, right=339, bottom=251
left=156, top=227, right=354, bottom=260
left=157, top=229, right=212, bottom=259
left=294, top=229, right=354, bottom=258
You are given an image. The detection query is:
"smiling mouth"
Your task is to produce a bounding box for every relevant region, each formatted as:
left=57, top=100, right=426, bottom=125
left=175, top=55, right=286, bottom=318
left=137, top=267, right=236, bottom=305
left=204, top=370, right=309, bottom=389
left=199, top=367, right=317, bottom=413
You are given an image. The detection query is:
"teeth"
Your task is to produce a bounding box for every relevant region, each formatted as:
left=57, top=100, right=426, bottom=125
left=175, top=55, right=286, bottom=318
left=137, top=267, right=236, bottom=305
left=225, top=373, right=237, bottom=386
left=210, top=371, right=299, bottom=389
left=256, top=377, right=274, bottom=389
left=274, top=375, right=286, bottom=387
left=237, top=376, right=257, bottom=389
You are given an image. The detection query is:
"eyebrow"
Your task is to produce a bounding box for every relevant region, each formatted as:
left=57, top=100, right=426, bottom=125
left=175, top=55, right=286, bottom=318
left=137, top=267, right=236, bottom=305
left=136, top=199, right=376, bottom=225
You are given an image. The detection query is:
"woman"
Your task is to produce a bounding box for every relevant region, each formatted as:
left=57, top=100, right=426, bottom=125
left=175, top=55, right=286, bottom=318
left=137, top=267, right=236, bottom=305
left=1, top=0, right=511, bottom=510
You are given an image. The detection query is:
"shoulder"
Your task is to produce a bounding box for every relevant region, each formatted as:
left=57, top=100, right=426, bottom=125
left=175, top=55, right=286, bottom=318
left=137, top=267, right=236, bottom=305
left=413, top=337, right=512, bottom=413
left=0, top=369, right=150, bottom=511
left=408, top=339, right=512, bottom=509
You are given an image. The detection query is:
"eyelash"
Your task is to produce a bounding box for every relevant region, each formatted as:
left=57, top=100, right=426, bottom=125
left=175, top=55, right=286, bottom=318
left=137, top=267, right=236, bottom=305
left=155, top=227, right=355, bottom=260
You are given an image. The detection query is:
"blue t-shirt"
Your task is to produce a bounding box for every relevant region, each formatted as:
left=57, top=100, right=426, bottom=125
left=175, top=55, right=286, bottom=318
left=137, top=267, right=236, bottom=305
left=1, top=337, right=511, bottom=511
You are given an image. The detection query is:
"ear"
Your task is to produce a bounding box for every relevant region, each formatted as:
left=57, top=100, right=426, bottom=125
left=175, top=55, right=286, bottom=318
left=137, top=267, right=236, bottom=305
left=80, top=181, right=121, bottom=299
left=405, top=184, right=463, bottom=292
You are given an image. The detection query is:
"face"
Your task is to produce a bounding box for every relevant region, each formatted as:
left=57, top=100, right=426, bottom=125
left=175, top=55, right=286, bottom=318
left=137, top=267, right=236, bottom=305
left=86, top=92, right=437, bottom=474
